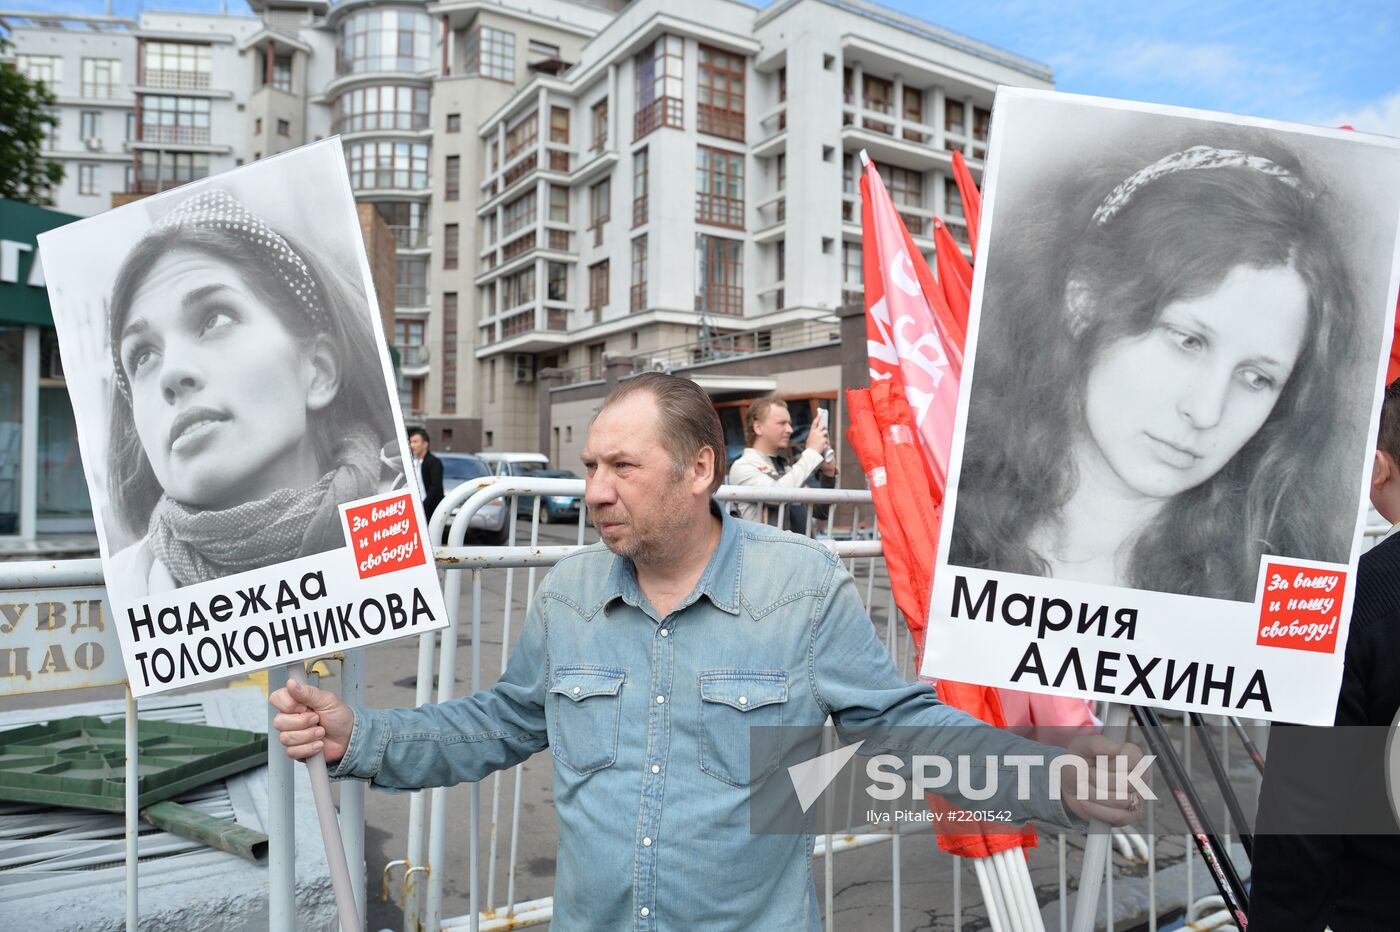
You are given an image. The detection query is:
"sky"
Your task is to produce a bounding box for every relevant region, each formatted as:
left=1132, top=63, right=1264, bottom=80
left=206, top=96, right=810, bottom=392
left=6, top=0, right=1398, bottom=137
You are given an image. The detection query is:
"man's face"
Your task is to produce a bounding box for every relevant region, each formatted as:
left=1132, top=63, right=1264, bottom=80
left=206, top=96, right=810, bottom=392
left=752, top=403, right=793, bottom=455
left=409, top=433, right=428, bottom=458
left=582, top=392, right=707, bottom=565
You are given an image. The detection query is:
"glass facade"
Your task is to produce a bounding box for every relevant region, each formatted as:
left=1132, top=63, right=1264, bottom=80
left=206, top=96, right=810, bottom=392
left=345, top=140, right=430, bottom=190
left=338, top=8, right=432, bottom=76
left=333, top=85, right=430, bottom=133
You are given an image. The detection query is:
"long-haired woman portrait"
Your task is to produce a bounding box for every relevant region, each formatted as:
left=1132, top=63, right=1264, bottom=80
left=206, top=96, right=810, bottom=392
left=105, top=187, right=401, bottom=597
left=949, top=126, right=1365, bottom=602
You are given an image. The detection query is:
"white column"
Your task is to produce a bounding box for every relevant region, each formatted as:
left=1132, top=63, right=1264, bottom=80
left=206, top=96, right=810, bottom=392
left=852, top=63, right=864, bottom=126
left=964, top=95, right=975, bottom=155
left=608, top=63, right=619, bottom=150
left=19, top=325, right=38, bottom=541
left=933, top=85, right=946, bottom=151
left=893, top=75, right=904, bottom=137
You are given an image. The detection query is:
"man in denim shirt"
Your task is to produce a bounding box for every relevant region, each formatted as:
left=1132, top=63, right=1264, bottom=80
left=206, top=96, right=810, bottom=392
left=273, top=373, right=1140, bottom=930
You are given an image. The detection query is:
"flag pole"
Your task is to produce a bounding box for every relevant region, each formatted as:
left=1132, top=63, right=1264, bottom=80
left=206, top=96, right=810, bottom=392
left=1069, top=703, right=1131, bottom=932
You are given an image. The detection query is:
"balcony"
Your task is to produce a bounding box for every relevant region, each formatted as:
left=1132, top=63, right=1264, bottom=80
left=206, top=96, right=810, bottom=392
left=142, top=69, right=211, bottom=91
left=695, top=283, right=743, bottom=317
left=696, top=193, right=744, bottom=230
left=502, top=153, right=537, bottom=190
left=501, top=232, right=536, bottom=262
left=547, top=148, right=572, bottom=173
left=547, top=229, right=572, bottom=251
left=634, top=97, right=682, bottom=142
left=390, top=226, right=429, bottom=250
left=396, top=342, right=430, bottom=375
left=697, top=104, right=744, bottom=142
left=396, top=285, right=428, bottom=307
left=130, top=177, right=204, bottom=195
left=141, top=125, right=212, bottom=146
left=630, top=319, right=840, bottom=374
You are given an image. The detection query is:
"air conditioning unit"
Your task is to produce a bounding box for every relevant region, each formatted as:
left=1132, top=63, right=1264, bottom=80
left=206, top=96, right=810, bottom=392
left=513, top=353, right=535, bottom=383
left=82, top=137, right=103, bottom=151
left=648, top=358, right=669, bottom=372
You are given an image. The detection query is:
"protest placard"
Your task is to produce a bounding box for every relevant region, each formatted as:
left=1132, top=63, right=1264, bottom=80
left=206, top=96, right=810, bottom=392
left=38, top=140, right=448, bottom=698
left=925, top=89, right=1400, bottom=725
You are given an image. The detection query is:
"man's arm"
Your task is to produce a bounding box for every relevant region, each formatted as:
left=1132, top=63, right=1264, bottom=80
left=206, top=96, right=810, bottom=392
left=729, top=448, right=824, bottom=490
left=808, top=561, right=1135, bottom=830
left=273, top=596, right=550, bottom=791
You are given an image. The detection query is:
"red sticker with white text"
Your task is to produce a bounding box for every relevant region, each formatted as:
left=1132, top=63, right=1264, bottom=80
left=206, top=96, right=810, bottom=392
left=1256, top=562, right=1345, bottom=653
left=344, top=492, right=426, bottom=579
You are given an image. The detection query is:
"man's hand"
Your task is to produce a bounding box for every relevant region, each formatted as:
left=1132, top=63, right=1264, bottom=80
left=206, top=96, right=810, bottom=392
left=269, top=678, right=355, bottom=764
left=806, top=420, right=830, bottom=456
left=1060, top=734, right=1147, bottom=826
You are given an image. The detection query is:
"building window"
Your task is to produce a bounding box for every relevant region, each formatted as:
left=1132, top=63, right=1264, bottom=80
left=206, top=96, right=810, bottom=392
left=588, top=343, right=604, bottom=380
left=696, top=146, right=744, bottom=229
left=485, top=428, right=494, bottom=446
left=444, top=155, right=460, bottom=200
left=144, top=41, right=213, bottom=89
left=632, top=147, right=649, bottom=227
left=276, top=119, right=290, bottom=136
left=502, top=266, right=535, bottom=309
left=588, top=261, right=609, bottom=319
left=698, top=44, right=745, bottom=141
left=344, top=141, right=430, bottom=190
left=141, top=95, right=212, bottom=145
left=972, top=105, right=991, bottom=157
left=126, top=112, right=136, bottom=141
left=443, top=223, right=459, bottom=269
left=945, top=99, right=966, bottom=136
left=502, top=190, right=537, bottom=237
left=442, top=291, right=458, bottom=413
left=81, top=58, right=121, bottom=98
left=549, top=184, right=568, bottom=222
left=338, top=8, right=431, bottom=76
left=505, top=110, right=538, bottom=161
left=393, top=319, right=426, bottom=346
left=332, top=85, right=429, bottom=132
left=16, top=55, right=63, bottom=87
left=630, top=236, right=647, bottom=312
left=528, top=39, right=560, bottom=58
left=549, top=106, right=569, bottom=144
left=589, top=178, right=611, bottom=242
left=396, top=255, right=428, bottom=306
left=634, top=35, right=683, bottom=140
left=378, top=200, right=429, bottom=250
left=134, top=150, right=210, bottom=194
left=547, top=261, right=568, bottom=301
left=465, top=25, right=515, bottom=81
left=78, top=163, right=99, bottom=195
left=256, top=117, right=263, bottom=135
left=80, top=111, right=101, bottom=141
left=944, top=177, right=964, bottom=218
left=272, top=53, right=293, bottom=92
left=842, top=241, right=862, bottom=296
left=775, top=238, right=786, bottom=309
left=591, top=99, right=608, bottom=151
left=696, top=234, right=742, bottom=316
left=446, top=112, right=461, bottom=132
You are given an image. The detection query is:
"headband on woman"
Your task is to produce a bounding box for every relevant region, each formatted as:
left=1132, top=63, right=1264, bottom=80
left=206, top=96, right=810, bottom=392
left=1091, top=144, right=1302, bottom=226
left=110, top=188, right=328, bottom=400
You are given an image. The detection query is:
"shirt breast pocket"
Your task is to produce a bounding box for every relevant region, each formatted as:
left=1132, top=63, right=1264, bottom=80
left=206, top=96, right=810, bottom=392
left=549, top=666, right=626, bottom=776
left=698, top=671, right=788, bottom=787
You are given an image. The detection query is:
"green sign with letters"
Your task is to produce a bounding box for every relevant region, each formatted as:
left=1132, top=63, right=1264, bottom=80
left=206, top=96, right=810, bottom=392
left=0, top=199, right=78, bottom=327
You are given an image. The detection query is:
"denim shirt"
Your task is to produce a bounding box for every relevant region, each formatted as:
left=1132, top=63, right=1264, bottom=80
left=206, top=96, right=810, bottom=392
left=331, top=506, right=1082, bottom=930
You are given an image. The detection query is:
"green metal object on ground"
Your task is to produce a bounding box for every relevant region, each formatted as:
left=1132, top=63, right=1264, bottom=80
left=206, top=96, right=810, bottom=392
left=0, top=715, right=265, bottom=811
left=141, top=800, right=269, bottom=861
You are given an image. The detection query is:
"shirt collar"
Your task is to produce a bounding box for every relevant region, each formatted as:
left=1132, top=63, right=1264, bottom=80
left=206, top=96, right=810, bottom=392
left=601, top=499, right=742, bottom=619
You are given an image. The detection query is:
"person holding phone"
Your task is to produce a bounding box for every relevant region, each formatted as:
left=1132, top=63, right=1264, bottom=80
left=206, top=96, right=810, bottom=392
left=728, top=395, right=837, bottom=529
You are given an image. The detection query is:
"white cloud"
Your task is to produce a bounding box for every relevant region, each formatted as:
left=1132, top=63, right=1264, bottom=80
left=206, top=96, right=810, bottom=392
left=1327, top=89, right=1400, bottom=139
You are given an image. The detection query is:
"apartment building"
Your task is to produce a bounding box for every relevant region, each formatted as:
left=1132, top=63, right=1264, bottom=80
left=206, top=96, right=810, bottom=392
left=4, top=0, right=1051, bottom=470
left=459, top=0, right=1052, bottom=463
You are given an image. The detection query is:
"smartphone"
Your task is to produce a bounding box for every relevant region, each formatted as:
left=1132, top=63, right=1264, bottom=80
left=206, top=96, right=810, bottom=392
left=814, top=408, right=835, bottom=463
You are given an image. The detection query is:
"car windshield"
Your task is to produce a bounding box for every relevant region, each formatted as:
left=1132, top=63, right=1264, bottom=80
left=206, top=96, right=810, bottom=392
left=517, top=463, right=551, bottom=477
left=442, top=456, right=491, bottom=480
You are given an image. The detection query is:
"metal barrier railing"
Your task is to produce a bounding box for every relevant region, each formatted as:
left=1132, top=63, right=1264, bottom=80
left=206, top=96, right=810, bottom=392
left=7, top=478, right=1386, bottom=930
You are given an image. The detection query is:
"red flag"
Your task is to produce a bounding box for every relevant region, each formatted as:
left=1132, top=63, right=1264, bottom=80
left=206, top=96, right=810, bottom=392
left=859, top=155, right=963, bottom=490
left=951, top=150, right=982, bottom=257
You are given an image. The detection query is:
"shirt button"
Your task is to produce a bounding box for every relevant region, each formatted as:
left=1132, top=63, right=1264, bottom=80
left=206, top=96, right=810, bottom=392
left=651, top=764, right=661, bottom=774
left=738, top=696, right=748, bottom=705
left=640, top=907, right=650, bottom=917
left=660, top=629, right=669, bottom=638
left=655, top=695, right=665, bottom=704
left=572, top=686, right=581, bottom=695
left=643, top=836, right=653, bottom=846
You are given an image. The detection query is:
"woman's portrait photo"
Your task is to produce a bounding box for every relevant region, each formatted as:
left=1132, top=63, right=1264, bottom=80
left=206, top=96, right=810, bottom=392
left=41, top=142, right=405, bottom=607
left=946, top=95, right=1400, bottom=603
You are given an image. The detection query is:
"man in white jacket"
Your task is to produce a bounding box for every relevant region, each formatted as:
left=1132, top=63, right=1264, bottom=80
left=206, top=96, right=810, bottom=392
left=727, top=395, right=837, bottom=526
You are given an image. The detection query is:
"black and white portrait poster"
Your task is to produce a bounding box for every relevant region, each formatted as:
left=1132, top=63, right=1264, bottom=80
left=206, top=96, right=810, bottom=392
left=924, top=90, right=1400, bottom=725
left=40, top=140, right=448, bottom=697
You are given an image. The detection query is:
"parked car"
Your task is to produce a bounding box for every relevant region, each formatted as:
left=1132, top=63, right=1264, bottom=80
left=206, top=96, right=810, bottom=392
left=514, top=469, right=583, bottom=523
left=437, top=453, right=509, bottom=545
left=475, top=451, right=551, bottom=479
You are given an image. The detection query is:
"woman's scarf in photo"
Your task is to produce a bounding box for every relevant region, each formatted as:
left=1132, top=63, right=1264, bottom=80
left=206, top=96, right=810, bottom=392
left=146, top=429, right=382, bottom=586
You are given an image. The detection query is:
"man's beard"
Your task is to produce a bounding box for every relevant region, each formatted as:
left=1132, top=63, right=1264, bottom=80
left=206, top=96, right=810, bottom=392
left=590, top=492, right=691, bottom=565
